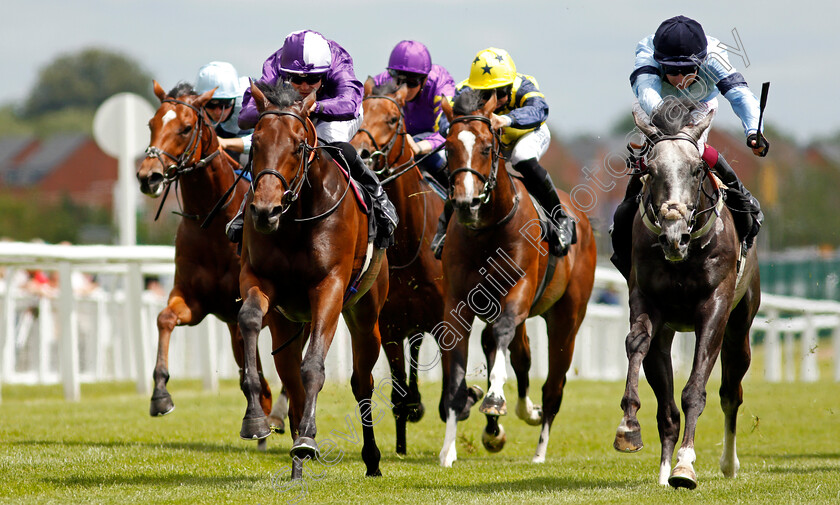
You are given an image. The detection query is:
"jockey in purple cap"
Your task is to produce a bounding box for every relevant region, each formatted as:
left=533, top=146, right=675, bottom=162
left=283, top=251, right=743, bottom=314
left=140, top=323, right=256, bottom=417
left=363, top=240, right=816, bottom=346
left=236, top=29, right=398, bottom=248
left=609, top=15, right=767, bottom=279
left=372, top=40, right=455, bottom=189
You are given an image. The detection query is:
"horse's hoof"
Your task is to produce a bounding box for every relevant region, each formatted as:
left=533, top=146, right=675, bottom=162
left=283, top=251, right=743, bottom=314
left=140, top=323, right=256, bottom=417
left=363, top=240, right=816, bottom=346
left=614, top=428, right=644, bottom=453
left=149, top=394, right=175, bottom=417
left=479, top=393, right=507, bottom=416
left=257, top=438, right=267, bottom=452
left=366, top=468, right=382, bottom=477
left=481, top=424, right=506, bottom=453
left=290, top=436, right=319, bottom=461
left=668, top=465, right=698, bottom=489
left=406, top=402, right=425, bottom=423
left=268, top=415, right=286, bottom=434
left=240, top=416, right=271, bottom=441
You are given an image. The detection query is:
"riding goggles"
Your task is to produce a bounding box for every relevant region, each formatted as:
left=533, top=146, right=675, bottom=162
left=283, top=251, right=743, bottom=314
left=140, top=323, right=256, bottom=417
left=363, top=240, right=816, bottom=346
left=289, top=73, right=324, bottom=85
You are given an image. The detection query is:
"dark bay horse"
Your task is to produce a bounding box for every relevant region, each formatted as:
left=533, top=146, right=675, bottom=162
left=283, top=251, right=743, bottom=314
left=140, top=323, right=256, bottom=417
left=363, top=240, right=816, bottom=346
left=137, top=81, right=284, bottom=445
left=350, top=78, right=445, bottom=455
left=613, top=103, right=760, bottom=489
left=436, top=91, right=597, bottom=467
left=237, top=81, right=389, bottom=478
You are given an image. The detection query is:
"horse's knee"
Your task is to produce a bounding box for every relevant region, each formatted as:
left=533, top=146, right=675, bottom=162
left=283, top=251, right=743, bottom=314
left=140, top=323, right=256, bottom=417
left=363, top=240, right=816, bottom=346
left=238, top=301, right=263, bottom=334
left=157, top=309, right=178, bottom=332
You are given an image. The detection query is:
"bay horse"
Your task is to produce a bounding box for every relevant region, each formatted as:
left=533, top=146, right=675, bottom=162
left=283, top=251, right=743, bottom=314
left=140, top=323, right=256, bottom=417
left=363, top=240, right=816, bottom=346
left=613, top=101, right=760, bottom=489
left=350, top=78, right=445, bottom=455
left=237, top=80, right=389, bottom=478
left=137, top=81, right=285, bottom=448
left=436, top=91, right=597, bottom=467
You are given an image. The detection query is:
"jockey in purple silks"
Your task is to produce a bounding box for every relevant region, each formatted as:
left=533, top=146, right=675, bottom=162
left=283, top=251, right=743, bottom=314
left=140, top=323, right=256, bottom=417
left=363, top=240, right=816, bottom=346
left=610, top=16, right=767, bottom=279
left=371, top=40, right=455, bottom=189
left=237, top=29, right=398, bottom=249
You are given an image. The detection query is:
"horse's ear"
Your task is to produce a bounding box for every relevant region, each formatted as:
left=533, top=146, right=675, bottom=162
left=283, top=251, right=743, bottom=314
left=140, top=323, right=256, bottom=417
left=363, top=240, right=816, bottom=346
left=195, top=87, right=216, bottom=108
left=301, top=90, right=318, bottom=116
left=250, top=82, right=271, bottom=113
left=481, top=94, right=497, bottom=116
left=364, top=76, right=375, bottom=97
left=153, top=80, right=167, bottom=103
left=633, top=110, right=659, bottom=140
left=441, top=96, right=454, bottom=123
left=684, top=109, right=715, bottom=142
left=394, top=83, right=408, bottom=106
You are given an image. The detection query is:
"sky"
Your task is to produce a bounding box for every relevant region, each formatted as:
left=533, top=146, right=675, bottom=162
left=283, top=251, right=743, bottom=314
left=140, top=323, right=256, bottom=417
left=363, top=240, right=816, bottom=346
left=3, top=0, right=838, bottom=144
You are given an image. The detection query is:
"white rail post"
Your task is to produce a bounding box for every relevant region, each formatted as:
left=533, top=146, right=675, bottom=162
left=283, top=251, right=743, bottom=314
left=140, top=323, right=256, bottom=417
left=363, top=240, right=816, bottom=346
left=783, top=331, right=796, bottom=382
left=1, top=266, right=17, bottom=403
left=801, top=314, right=819, bottom=382
left=764, top=308, right=781, bottom=382
left=58, top=262, right=81, bottom=401
left=38, top=296, right=51, bottom=383
left=834, top=325, right=840, bottom=382
left=202, top=318, right=219, bottom=392
left=127, top=263, right=151, bottom=395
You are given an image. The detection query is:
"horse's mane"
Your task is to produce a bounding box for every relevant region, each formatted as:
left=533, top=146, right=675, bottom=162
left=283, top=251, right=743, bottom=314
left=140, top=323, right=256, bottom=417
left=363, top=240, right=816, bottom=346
left=255, top=80, right=299, bottom=109
left=650, top=97, right=700, bottom=136
left=453, top=89, right=484, bottom=116
left=167, top=82, right=195, bottom=99
left=372, top=80, right=399, bottom=96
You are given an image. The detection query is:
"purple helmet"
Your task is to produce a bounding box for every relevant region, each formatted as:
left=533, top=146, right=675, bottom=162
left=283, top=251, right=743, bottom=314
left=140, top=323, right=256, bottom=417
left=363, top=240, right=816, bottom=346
left=279, top=30, right=332, bottom=74
left=387, top=40, right=432, bottom=75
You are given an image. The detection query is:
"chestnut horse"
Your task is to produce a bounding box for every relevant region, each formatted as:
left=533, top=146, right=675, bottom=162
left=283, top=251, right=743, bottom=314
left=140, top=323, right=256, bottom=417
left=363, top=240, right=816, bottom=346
left=613, top=103, right=760, bottom=489
left=137, top=82, right=284, bottom=447
left=237, top=81, right=389, bottom=478
left=350, top=79, right=445, bottom=455
left=436, top=91, right=597, bottom=467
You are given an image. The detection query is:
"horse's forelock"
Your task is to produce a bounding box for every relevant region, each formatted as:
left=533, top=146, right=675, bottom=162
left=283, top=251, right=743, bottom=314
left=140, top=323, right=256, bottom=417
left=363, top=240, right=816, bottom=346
left=372, top=80, right=399, bottom=96
left=650, top=97, right=698, bottom=136
left=453, top=89, right=484, bottom=116
left=256, top=80, right=299, bottom=109
left=167, top=82, right=195, bottom=99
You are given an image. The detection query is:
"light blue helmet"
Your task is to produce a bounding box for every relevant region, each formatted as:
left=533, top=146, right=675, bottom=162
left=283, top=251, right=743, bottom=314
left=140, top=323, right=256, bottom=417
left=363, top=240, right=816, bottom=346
left=195, top=61, right=241, bottom=99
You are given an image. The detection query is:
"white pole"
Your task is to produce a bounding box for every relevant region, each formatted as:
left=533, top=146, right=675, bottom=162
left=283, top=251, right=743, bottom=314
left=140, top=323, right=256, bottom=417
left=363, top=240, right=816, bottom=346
left=119, top=99, right=137, bottom=246
left=202, top=318, right=219, bottom=392
left=801, top=314, right=819, bottom=382
left=0, top=266, right=18, bottom=403
left=764, top=308, right=781, bottom=382
left=38, top=296, right=51, bottom=383
left=58, top=262, right=80, bottom=401
left=127, top=263, right=150, bottom=394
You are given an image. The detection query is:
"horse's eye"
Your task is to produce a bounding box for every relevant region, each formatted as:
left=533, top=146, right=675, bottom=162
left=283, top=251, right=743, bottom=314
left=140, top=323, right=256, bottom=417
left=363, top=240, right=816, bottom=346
left=481, top=146, right=492, bottom=156
left=388, top=116, right=399, bottom=125
left=180, top=125, right=192, bottom=136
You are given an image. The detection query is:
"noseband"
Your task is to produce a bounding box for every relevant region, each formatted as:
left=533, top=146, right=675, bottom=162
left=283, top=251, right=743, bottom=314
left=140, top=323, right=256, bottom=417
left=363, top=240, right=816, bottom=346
left=447, top=115, right=502, bottom=204
left=639, top=133, right=725, bottom=240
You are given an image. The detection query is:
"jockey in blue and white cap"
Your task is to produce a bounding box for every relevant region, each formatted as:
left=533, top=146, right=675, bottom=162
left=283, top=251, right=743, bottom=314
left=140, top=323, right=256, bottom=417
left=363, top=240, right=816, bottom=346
left=239, top=29, right=398, bottom=248
left=610, top=15, right=766, bottom=279
left=195, top=61, right=252, bottom=163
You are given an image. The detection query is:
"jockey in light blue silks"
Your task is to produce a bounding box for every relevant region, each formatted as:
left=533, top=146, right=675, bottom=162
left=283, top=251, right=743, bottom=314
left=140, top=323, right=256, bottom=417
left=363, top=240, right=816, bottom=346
left=610, top=15, right=768, bottom=279
left=372, top=40, right=455, bottom=189
left=195, top=61, right=253, bottom=164
left=431, top=47, right=576, bottom=259
left=239, top=29, right=398, bottom=248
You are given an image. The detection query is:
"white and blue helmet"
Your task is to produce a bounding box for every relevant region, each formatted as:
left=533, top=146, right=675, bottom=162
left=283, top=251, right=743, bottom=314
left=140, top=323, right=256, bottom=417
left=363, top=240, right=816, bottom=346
left=195, top=61, right=241, bottom=99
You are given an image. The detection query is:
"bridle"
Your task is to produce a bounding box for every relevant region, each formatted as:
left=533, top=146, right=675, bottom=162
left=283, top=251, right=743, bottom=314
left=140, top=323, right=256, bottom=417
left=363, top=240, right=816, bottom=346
left=144, top=98, right=221, bottom=182
left=447, top=115, right=503, bottom=204
left=356, top=95, right=409, bottom=176
left=638, top=132, right=725, bottom=240
left=252, top=109, right=350, bottom=223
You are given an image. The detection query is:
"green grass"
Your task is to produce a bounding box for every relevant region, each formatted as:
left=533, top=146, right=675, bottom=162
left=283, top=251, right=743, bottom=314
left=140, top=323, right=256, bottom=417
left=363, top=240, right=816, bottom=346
left=1, top=353, right=839, bottom=504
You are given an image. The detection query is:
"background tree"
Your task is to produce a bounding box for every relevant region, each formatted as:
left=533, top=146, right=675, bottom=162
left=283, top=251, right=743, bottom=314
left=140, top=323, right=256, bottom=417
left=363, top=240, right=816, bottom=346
left=22, top=47, right=155, bottom=119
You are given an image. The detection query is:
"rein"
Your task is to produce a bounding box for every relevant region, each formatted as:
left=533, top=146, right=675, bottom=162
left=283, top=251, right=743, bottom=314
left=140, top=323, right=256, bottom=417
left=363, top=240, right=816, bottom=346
left=252, top=109, right=352, bottom=223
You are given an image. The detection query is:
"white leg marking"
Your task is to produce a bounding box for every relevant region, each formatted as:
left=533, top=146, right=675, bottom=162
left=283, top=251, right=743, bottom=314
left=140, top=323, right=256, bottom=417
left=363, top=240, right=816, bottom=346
left=457, top=131, right=479, bottom=197
left=439, top=408, right=458, bottom=467
left=720, top=427, right=740, bottom=478
left=532, top=422, right=550, bottom=463
left=516, top=395, right=543, bottom=425
left=659, top=462, right=671, bottom=486
left=487, top=347, right=507, bottom=400
left=161, top=109, right=176, bottom=126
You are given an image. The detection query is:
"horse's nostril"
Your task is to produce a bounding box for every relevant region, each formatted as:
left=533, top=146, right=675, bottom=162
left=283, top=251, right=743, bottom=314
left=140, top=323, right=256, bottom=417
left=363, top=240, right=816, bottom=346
left=249, top=203, right=257, bottom=217
left=269, top=205, right=283, bottom=218
left=148, top=172, right=164, bottom=186
left=360, top=149, right=371, bottom=160
left=658, top=234, right=669, bottom=247
left=680, top=233, right=691, bottom=246
left=470, top=197, right=482, bottom=208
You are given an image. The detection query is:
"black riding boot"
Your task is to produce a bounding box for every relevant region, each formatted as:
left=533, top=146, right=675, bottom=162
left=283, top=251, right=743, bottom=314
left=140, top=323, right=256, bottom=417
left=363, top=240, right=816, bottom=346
left=515, top=158, right=575, bottom=257
left=609, top=173, right=644, bottom=280
left=334, top=142, right=398, bottom=248
left=430, top=200, right=452, bottom=260
left=225, top=150, right=253, bottom=245
left=711, top=153, right=763, bottom=249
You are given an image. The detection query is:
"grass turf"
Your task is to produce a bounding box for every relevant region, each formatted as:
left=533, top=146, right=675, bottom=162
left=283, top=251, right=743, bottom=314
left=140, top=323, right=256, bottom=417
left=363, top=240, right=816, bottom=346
left=1, top=351, right=839, bottom=504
